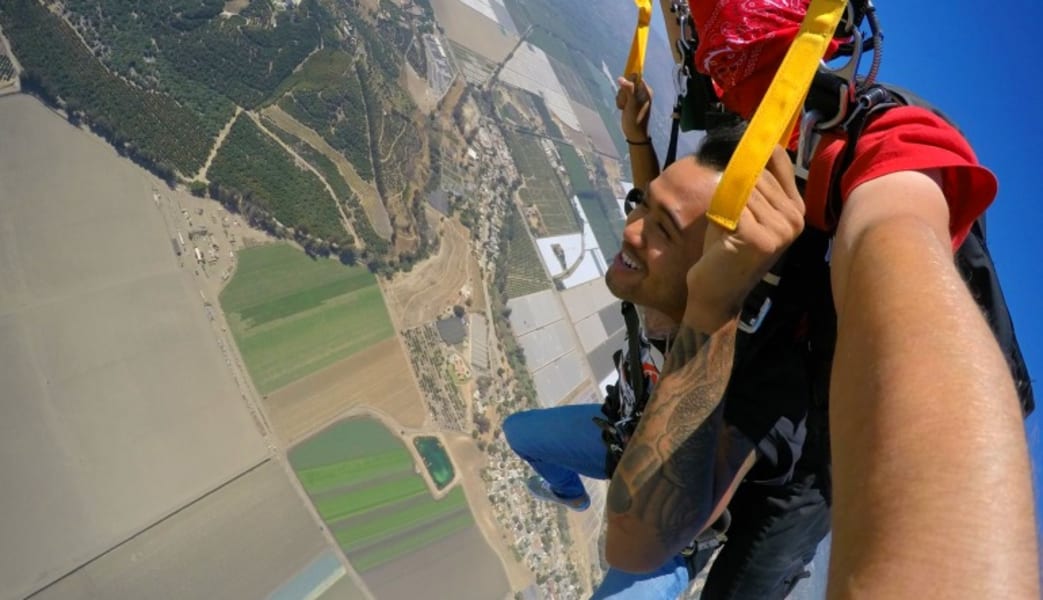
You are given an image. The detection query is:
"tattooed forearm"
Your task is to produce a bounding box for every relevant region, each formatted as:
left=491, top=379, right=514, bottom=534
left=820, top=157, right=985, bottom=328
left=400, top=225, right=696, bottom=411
left=607, top=319, right=739, bottom=555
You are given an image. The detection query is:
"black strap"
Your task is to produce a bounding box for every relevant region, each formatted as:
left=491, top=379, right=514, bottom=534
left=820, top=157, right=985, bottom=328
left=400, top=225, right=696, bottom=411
left=825, top=85, right=900, bottom=229
left=621, top=301, right=645, bottom=402
left=664, top=105, right=682, bottom=167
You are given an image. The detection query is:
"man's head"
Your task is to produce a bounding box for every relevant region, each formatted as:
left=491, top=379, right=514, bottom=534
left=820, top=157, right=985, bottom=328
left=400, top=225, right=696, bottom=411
left=606, top=125, right=743, bottom=322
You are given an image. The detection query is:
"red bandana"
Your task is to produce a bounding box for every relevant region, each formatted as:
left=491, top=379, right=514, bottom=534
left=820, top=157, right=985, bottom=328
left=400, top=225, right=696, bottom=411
left=689, top=0, right=842, bottom=119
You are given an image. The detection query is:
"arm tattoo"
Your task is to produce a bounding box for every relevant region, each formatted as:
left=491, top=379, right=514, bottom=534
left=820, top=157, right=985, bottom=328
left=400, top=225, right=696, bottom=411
left=607, top=321, right=739, bottom=554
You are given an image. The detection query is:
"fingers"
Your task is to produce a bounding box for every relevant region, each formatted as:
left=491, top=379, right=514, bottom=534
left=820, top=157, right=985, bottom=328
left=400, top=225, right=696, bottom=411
left=737, top=147, right=806, bottom=252
left=766, top=145, right=802, bottom=208
left=616, top=76, right=635, bottom=110
left=756, top=147, right=805, bottom=227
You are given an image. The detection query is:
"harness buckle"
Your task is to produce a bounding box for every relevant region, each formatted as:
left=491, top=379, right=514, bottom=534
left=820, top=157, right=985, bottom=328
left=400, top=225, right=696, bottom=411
left=673, top=63, right=688, bottom=103
left=738, top=273, right=781, bottom=334
left=795, top=110, right=823, bottom=180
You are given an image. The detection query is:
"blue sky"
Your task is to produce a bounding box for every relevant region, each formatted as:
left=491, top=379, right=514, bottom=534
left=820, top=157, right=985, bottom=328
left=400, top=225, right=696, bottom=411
left=876, top=0, right=1043, bottom=537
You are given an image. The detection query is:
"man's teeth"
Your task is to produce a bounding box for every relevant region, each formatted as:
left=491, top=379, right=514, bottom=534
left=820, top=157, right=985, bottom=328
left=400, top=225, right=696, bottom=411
left=621, top=251, right=639, bottom=270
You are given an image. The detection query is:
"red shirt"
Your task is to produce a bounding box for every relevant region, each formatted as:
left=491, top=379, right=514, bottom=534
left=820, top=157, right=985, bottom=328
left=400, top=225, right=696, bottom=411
left=804, top=106, right=997, bottom=248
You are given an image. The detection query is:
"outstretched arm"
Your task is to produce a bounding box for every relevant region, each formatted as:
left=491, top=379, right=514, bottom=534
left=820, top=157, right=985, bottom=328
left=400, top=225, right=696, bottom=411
left=827, top=169, right=1039, bottom=597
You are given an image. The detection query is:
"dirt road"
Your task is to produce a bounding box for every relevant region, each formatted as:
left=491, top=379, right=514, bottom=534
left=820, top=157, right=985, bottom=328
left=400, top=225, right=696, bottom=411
left=260, top=104, right=393, bottom=239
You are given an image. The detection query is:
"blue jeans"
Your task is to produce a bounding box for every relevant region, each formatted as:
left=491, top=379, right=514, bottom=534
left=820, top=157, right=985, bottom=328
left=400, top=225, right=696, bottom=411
left=503, top=404, right=691, bottom=599
left=504, top=404, right=831, bottom=600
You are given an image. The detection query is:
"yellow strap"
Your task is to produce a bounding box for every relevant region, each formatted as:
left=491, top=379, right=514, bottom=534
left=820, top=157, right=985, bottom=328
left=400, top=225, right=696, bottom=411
left=706, top=0, right=848, bottom=231
left=625, top=0, right=653, bottom=80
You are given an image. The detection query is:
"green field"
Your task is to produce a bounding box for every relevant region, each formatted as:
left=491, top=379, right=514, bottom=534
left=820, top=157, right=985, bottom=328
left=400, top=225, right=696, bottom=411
left=296, top=451, right=414, bottom=494
left=579, top=192, right=624, bottom=263
left=503, top=205, right=551, bottom=299
left=291, top=418, right=406, bottom=469
left=333, top=488, right=467, bottom=551
left=504, top=129, right=578, bottom=235
left=289, top=417, right=474, bottom=573
left=220, top=243, right=392, bottom=394
left=557, top=143, right=594, bottom=196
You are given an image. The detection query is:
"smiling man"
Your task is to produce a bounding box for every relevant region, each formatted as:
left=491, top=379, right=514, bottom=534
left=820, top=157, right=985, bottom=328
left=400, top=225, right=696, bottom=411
left=503, top=117, right=827, bottom=598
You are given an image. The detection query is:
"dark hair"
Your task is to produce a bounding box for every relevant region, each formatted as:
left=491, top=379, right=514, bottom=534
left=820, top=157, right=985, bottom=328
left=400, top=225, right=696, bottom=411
left=694, top=120, right=747, bottom=172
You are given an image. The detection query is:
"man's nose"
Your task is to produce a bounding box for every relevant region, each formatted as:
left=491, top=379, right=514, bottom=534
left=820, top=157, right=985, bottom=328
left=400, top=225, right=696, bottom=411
left=622, top=216, right=644, bottom=248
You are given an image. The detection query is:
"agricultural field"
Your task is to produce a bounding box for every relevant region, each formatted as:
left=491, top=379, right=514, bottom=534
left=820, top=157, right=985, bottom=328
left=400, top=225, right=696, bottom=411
left=429, top=0, right=517, bottom=63
left=581, top=58, right=629, bottom=158
left=504, top=128, right=579, bottom=235
left=548, top=53, right=597, bottom=110
left=60, top=0, right=322, bottom=110
left=275, top=49, right=374, bottom=182
left=264, top=337, right=427, bottom=445
left=503, top=204, right=552, bottom=299
left=0, top=54, right=14, bottom=81
left=0, top=94, right=268, bottom=599
left=271, top=30, right=431, bottom=264
left=579, top=191, right=625, bottom=263
left=219, top=243, right=393, bottom=395
left=557, top=143, right=595, bottom=196
left=0, top=0, right=223, bottom=177
left=289, top=418, right=508, bottom=599
left=447, top=40, right=496, bottom=84
left=208, top=116, right=349, bottom=245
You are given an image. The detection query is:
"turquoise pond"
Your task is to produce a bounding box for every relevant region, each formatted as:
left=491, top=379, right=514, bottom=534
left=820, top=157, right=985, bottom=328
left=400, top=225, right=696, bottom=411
left=412, top=436, right=455, bottom=490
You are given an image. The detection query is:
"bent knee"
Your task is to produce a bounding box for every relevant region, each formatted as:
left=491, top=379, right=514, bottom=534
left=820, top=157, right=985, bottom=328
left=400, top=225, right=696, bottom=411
left=502, top=410, right=535, bottom=450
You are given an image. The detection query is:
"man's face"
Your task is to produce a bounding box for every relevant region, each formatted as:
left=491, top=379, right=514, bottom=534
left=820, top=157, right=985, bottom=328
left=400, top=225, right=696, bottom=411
left=605, top=157, right=719, bottom=322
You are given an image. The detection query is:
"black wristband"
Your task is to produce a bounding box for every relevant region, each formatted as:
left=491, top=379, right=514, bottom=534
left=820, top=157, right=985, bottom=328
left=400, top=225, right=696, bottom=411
left=626, top=138, right=652, bottom=145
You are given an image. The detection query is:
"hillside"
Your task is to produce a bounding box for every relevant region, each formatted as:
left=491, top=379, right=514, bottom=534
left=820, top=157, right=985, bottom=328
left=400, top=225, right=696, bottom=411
left=0, top=0, right=439, bottom=274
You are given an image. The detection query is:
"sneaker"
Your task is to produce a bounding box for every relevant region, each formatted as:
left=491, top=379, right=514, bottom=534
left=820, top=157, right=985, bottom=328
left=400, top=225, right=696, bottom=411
left=525, top=475, right=590, bottom=512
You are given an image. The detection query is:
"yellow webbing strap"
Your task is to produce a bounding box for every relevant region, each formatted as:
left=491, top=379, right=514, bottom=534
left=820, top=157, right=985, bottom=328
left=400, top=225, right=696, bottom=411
left=625, top=0, right=653, bottom=80
left=706, top=0, right=848, bottom=231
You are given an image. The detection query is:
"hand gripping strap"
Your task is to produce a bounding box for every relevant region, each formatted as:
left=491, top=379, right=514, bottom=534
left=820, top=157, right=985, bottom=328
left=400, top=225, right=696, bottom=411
left=625, top=0, right=653, bottom=80
left=706, top=0, right=848, bottom=231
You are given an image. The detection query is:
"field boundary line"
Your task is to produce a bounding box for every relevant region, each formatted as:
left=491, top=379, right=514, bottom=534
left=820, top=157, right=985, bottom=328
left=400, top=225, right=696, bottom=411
left=25, top=458, right=271, bottom=599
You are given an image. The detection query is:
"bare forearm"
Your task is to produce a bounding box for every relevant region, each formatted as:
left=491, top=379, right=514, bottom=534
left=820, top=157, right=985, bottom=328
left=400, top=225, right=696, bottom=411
left=828, top=216, right=1038, bottom=597
left=606, top=321, right=739, bottom=572
left=628, top=141, right=660, bottom=190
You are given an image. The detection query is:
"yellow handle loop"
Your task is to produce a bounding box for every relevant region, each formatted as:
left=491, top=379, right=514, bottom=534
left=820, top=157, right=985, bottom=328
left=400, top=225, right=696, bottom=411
left=706, top=0, right=848, bottom=231
left=625, top=0, right=653, bottom=81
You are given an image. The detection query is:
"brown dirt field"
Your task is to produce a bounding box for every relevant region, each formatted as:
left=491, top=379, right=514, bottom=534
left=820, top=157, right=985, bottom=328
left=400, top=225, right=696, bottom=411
left=402, top=62, right=436, bottom=115
left=437, top=75, right=467, bottom=116
left=222, top=0, right=249, bottom=14
left=264, top=337, right=427, bottom=445
left=382, top=217, right=482, bottom=330
left=429, top=0, right=517, bottom=62
left=601, top=156, right=625, bottom=190
left=361, top=525, right=511, bottom=600
left=260, top=105, right=393, bottom=239
left=443, top=433, right=535, bottom=592
left=573, top=100, right=620, bottom=160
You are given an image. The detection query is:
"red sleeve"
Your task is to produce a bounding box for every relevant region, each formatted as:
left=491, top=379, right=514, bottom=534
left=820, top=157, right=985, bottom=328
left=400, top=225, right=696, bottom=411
left=804, top=106, right=997, bottom=248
